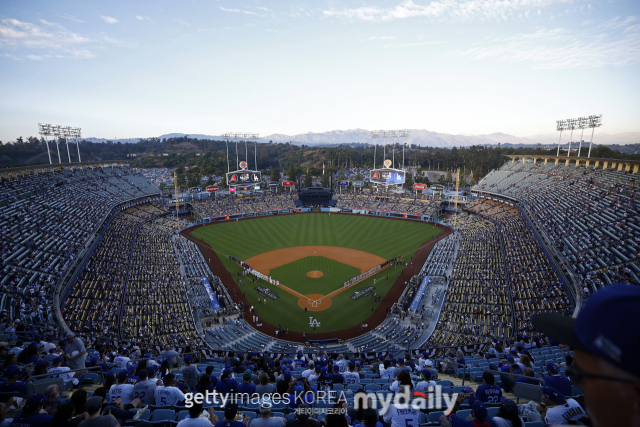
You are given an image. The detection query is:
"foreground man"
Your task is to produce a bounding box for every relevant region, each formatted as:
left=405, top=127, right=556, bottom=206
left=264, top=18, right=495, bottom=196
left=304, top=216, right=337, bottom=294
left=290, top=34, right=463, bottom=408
left=533, top=284, right=640, bottom=427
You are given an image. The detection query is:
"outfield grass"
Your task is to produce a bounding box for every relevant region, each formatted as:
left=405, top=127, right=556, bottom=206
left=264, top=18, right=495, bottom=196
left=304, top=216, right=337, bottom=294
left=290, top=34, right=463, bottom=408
left=190, top=214, right=442, bottom=334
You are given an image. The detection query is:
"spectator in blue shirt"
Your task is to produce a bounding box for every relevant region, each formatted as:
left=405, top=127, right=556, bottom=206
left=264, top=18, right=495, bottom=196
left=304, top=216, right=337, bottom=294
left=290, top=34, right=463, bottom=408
left=237, top=369, right=257, bottom=396
left=475, top=372, right=502, bottom=404
left=0, top=366, right=26, bottom=395
left=215, top=369, right=238, bottom=396
left=331, top=366, right=344, bottom=385
left=9, top=394, right=53, bottom=427
left=541, top=362, right=572, bottom=397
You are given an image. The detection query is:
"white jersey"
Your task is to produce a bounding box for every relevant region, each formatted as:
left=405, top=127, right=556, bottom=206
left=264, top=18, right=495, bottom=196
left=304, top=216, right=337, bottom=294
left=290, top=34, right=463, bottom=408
left=380, top=367, right=395, bottom=380
left=544, top=399, right=586, bottom=425
left=308, top=374, right=319, bottom=385
left=48, top=367, right=79, bottom=385
left=337, top=360, right=348, bottom=372
left=133, top=380, right=158, bottom=405
left=343, top=372, right=360, bottom=385
left=154, top=385, right=186, bottom=406
left=110, top=383, right=135, bottom=405
left=301, top=368, right=314, bottom=379
left=383, top=404, right=420, bottom=427
left=113, top=356, right=131, bottom=369
left=389, top=380, right=415, bottom=394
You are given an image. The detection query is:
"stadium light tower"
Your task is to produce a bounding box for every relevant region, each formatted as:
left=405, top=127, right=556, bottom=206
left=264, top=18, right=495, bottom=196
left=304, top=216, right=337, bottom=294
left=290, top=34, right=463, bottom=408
left=73, top=127, right=82, bottom=162
left=587, top=115, right=603, bottom=158
left=62, top=126, right=72, bottom=163
left=576, top=117, right=587, bottom=157
left=223, top=133, right=233, bottom=173
left=566, top=118, right=578, bottom=157
left=556, top=120, right=568, bottom=156
left=38, top=123, right=53, bottom=165
left=399, top=129, right=410, bottom=169
left=51, top=125, right=62, bottom=163
left=371, top=130, right=381, bottom=169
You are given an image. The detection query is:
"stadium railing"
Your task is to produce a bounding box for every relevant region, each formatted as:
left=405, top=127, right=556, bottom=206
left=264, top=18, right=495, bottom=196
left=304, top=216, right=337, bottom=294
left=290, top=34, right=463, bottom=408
left=25, top=366, right=106, bottom=395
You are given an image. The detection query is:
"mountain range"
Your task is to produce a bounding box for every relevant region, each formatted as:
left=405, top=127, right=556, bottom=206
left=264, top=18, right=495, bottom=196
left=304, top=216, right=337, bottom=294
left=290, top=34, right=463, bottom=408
left=82, top=129, right=640, bottom=148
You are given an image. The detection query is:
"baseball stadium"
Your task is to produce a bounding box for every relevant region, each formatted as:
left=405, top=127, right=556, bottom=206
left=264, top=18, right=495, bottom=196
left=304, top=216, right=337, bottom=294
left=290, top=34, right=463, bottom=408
left=3, top=0, right=640, bottom=422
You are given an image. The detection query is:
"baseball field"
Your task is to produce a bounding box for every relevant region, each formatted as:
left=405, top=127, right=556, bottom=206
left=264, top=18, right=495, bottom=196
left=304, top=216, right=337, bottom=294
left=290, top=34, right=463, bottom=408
left=189, top=213, right=442, bottom=335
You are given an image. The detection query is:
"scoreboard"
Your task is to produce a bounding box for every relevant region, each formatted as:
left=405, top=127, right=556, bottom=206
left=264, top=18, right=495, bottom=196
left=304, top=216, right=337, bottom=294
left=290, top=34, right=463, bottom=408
left=369, top=168, right=405, bottom=185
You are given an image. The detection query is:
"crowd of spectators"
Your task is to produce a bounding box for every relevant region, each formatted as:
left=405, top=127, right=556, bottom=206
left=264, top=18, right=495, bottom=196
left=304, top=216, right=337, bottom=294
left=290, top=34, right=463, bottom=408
left=332, top=192, right=441, bottom=217
left=474, top=161, right=640, bottom=292
left=190, top=194, right=298, bottom=218
left=1, top=167, right=160, bottom=328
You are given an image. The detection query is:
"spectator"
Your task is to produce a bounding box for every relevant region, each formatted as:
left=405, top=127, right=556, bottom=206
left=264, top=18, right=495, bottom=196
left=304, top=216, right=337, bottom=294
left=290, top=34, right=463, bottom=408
left=539, top=362, right=571, bottom=397
left=444, top=394, right=495, bottom=427
left=255, top=373, right=276, bottom=397
left=78, top=397, right=119, bottom=427
left=154, top=373, right=186, bottom=406
left=533, top=284, right=640, bottom=427
left=475, top=372, right=502, bottom=404
left=10, top=394, right=53, bottom=427
left=492, top=398, right=523, bottom=427
left=536, top=387, right=586, bottom=425
left=238, top=370, right=257, bottom=396
left=182, top=355, right=200, bottom=390
left=49, top=402, right=81, bottom=427
left=64, top=333, right=87, bottom=371
left=251, top=401, right=285, bottom=427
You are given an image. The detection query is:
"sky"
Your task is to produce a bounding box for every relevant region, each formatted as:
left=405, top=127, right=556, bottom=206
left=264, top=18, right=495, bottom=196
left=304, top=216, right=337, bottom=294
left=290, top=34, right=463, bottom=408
left=0, top=0, right=639, bottom=142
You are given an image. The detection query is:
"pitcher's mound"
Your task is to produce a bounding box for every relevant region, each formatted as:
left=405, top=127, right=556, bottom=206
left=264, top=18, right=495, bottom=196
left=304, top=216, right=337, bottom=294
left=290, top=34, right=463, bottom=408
left=307, top=271, right=323, bottom=278
left=298, top=293, right=332, bottom=311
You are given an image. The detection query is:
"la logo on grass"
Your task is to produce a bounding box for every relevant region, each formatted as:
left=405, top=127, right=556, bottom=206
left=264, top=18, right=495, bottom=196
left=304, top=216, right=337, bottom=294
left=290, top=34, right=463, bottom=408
left=309, top=317, right=321, bottom=327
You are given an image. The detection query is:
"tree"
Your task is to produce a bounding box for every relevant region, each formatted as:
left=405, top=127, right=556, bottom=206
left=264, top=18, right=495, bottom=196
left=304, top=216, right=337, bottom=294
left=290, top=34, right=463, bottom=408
left=473, top=166, right=482, bottom=182
left=286, top=165, right=298, bottom=181
left=404, top=171, right=414, bottom=190
left=321, top=173, right=329, bottom=187
left=304, top=173, right=313, bottom=188
left=446, top=170, right=453, bottom=184
left=270, top=168, right=280, bottom=182
left=355, top=173, right=362, bottom=181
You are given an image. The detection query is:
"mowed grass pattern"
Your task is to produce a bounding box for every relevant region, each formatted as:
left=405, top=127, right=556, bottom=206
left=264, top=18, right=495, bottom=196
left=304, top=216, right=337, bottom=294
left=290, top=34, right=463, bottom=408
left=269, top=256, right=361, bottom=296
left=190, top=214, right=442, bottom=334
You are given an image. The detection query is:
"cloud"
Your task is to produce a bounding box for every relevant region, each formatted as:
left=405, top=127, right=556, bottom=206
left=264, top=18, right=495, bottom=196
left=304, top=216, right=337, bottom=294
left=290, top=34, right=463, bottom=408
left=101, top=15, right=118, bottom=24
left=323, top=0, right=574, bottom=22
left=384, top=40, right=444, bottom=48
left=454, top=17, right=640, bottom=68
left=220, top=6, right=260, bottom=16
left=57, top=13, right=84, bottom=23
left=135, top=15, right=151, bottom=21
left=368, top=36, right=395, bottom=40
left=174, top=18, right=190, bottom=26
left=0, top=18, right=96, bottom=59
left=0, top=18, right=90, bottom=49
left=103, top=36, right=137, bottom=48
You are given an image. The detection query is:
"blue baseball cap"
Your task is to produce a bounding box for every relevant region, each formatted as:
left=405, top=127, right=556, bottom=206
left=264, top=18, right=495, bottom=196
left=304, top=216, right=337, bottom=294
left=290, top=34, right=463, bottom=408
left=314, top=365, right=321, bottom=372
left=283, top=371, right=292, bottom=381
left=53, top=357, right=62, bottom=365
left=117, top=371, right=129, bottom=381
left=510, top=349, right=518, bottom=355
left=122, top=349, right=129, bottom=355
left=222, top=369, right=233, bottom=376
left=147, top=366, right=157, bottom=376
left=471, top=401, right=487, bottom=420
left=543, top=386, right=565, bottom=404
left=268, top=360, right=275, bottom=368
left=24, top=394, right=46, bottom=411
left=355, top=361, right=361, bottom=368
left=533, top=284, right=640, bottom=378
left=333, top=365, right=339, bottom=372
left=320, top=367, right=328, bottom=375
left=35, top=359, right=46, bottom=367
left=184, top=355, right=192, bottom=363
left=420, top=369, right=431, bottom=380
left=546, top=362, right=559, bottom=373
left=4, top=365, right=19, bottom=379
left=225, top=361, right=231, bottom=368
left=506, top=356, right=514, bottom=363
left=521, top=349, right=529, bottom=355
left=500, top=397, right=518, bottom=414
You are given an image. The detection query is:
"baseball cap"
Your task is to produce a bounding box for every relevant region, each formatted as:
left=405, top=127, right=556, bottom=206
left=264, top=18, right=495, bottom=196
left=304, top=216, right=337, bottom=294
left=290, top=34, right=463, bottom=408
left=489, top=348, right=496, bottom=354
left=308, top=360, right=314, bottom=366
left=268, top=360, right=275, bottom=368
left=225, top=361, right=231, bottom=368
left=543, top=386, right=565, bottom=404
left=243, top=369, right=252, bottom=380
left=533, top=284, right=640, bottom=378
left=425, top=360, right=433, bottom=367
left=471, top=401, right=488, bottom=421
left=86, top=396, right=103, bottom=410
left=320, top=367, right=328, bottom=375
left=184, top=355, right=192, bottom=363
left=355, top=361, right=361, bottom=368
left=333, top=365, right=340, bottom=372
left=546, top=362, right=559, bottom=373
left=248, top=365, right=255, bottom=371
left=138, top=369, right=148, bottom=378
left=420, top=369, right=431, bottom=380
left=35, top=359, right=46, bottom=367
left=122, top=349, right=129, bottom=355
left=52, top=357, right=62, bottom=365
left=147, top=366, right=157, bottom=376
left=4, top=365, right=19, bottom=379
left=222, top=368, right=233, bottom=376
left=500, top=397, right=518, bottom=415
left=15, top=340, right=23, bottom=346
left=510, top=349, right=518, bottom=355
left=65, top=332, right=75, bottom=339
left=283, top=371, right=292, bottom=381
left=314, top=365, right=321, bottom=372
left=521, top=349, right=530, bottom=355
left=117, top=371, right=129, bottom=381
left=506, top=356, right=514, bottom=363
left=24, top=394, right=46, bottom=411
